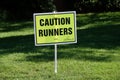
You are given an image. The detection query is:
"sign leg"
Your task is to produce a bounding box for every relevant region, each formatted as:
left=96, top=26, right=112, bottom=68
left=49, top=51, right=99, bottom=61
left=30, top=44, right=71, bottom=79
left=54, top=44, right=57, bottom=73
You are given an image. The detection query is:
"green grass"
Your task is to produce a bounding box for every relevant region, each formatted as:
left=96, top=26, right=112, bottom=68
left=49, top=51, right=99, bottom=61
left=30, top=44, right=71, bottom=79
left=0, top=12, right=120, bottom=80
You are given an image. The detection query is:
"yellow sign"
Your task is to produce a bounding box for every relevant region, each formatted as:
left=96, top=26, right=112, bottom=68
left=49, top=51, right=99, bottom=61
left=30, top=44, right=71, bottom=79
left=33, top=11, right=77, bottom=46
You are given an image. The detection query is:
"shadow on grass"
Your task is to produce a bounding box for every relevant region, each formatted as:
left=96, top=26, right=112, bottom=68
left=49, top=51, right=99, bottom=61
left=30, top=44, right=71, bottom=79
left=77, top=23, right=120, bottom=49
left=0, top=22, right=120, bottom=62
left=0, top=21, right=33, bottom=32
left=25, top=49, right=111, bottom=62
left=77, top=13, right=120, bottom=27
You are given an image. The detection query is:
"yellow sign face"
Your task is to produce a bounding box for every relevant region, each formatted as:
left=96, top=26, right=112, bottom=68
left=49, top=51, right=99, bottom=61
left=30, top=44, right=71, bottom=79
left=33, top=11, right=77, bottom=46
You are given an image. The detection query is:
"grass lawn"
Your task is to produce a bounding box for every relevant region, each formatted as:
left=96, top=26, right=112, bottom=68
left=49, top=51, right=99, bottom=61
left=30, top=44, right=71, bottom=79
left=0, top=12, right=120, bottom=80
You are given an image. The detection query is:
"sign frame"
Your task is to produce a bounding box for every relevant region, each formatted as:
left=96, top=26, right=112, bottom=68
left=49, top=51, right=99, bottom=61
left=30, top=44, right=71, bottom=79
left=33, top=11, right=77, bottom=46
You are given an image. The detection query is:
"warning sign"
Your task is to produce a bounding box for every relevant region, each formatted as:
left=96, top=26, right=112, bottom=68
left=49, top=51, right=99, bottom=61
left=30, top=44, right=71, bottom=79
left=33, top=11, right=77, bottom=46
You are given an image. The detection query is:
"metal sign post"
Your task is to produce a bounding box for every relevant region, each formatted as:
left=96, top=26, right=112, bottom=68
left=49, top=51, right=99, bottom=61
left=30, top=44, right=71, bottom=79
left=54, top=44, right=57, bottom=73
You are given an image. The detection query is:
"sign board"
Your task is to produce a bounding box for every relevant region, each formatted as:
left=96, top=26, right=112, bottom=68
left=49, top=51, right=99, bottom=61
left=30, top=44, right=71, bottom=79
left=33, top=11, right=77, bottom=46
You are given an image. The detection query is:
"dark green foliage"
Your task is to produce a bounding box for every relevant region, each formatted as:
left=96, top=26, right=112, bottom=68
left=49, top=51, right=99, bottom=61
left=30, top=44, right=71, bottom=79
left=74, top=0, right=120, bottom=13
left=0, top=0, right=55, bottom=20
left=0, top=0, right=120, bottom=21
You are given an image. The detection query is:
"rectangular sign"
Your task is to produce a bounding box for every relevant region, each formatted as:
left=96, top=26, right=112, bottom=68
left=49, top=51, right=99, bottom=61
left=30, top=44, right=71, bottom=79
left=33, top=11, right=77, bottom=46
